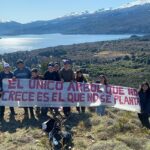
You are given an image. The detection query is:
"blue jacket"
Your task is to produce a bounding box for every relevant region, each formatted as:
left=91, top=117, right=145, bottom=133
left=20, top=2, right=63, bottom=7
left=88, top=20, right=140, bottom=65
left=13, top=67, right=31, bottom=79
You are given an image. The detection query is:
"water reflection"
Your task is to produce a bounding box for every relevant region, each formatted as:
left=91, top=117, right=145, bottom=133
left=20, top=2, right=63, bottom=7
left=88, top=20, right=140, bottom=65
left=0, top=34, right=133, bottom=54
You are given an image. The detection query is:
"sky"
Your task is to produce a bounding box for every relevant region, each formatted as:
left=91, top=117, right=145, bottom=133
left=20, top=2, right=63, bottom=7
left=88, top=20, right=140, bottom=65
left=0, top=0, right=134, bottom=23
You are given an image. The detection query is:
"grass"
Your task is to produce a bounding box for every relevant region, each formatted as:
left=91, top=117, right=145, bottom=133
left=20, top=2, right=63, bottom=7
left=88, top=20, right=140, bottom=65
left=0, top=107, right=150, bottom=150
left=1, top=37, right=150, bottom=150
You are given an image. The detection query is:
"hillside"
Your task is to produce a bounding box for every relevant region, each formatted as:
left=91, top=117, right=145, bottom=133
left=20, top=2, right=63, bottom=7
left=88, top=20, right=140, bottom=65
left=0, top=35, right=150, bottom=149
left=1, top=35, right=150, bottom=86
left=0, top=107, right=150, bottom=150
left=1, top=2, right=150, bottom=35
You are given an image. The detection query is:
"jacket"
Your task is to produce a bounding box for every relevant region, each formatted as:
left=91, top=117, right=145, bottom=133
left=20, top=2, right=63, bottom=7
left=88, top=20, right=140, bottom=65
left=139, top=90, right=150, bottom=114
left=0, top=71, right=13, bottom=91
left=44, top=71, right=60, bottom=81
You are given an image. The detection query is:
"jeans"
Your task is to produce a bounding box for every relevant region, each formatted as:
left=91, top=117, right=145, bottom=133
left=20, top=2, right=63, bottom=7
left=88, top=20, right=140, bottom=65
left=24, top=107, right=34, bottom=117
left=96, top=105, right=106, bottom=116
left=76, top=107, right=85, bottom=113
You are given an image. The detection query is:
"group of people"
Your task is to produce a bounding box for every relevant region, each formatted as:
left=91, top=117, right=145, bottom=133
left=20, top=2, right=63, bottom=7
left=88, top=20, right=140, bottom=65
left=0, top=59, right=88, bottom=120
left=0, top=59, right=150, bottom=129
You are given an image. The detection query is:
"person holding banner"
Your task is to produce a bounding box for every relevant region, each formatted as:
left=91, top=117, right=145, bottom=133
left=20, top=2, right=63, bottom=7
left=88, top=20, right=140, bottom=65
left=0, top=63, right=16, bottom=120
left=138, top=82, right=150, bottom=129
left=96, top=75, right=108, bottom=116
left=31, top=68, right=43, bottom=117
left=41, top=62, right=60, bottom=117
left=60, top=59, right=75, bottom=117
left=76, top=70, right=87, bottom=113
left=13, top=59, right=33, bottom=118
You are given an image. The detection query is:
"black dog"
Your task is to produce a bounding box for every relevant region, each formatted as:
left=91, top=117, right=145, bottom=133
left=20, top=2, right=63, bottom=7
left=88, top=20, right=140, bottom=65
left=42, top=117, right=72, bottom=150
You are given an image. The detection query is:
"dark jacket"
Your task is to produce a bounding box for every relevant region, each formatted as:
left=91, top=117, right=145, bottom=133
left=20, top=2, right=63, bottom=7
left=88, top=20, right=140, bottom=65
left=0, top=71, right=13, bottom=91
left=76, top=76, right=87, bottom=83
left=60, top=68, right=75, bottom=82
left=44, top=71, right=60, bottom=81
left=31, top=75, right=43, bottom=80
left=139, top=90, right=150, bottom=114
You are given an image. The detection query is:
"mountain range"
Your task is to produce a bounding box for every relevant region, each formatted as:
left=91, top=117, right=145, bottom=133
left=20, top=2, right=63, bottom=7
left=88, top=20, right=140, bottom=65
left=1, top=0, right=150, bottom=35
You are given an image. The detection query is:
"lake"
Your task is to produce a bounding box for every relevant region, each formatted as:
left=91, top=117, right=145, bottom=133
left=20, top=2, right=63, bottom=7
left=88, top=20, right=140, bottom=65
left=0, top=34, right=133, bottom=54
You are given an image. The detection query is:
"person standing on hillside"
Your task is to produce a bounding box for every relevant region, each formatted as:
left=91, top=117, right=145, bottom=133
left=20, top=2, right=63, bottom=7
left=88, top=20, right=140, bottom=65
left=138, top=82, right=150, bottom=129
left=0, top=63, right=16, bottom=120
left=75, top=70, right=87, bottom=113
left=13, top=59, right=33, bottom=118
left=41, top=62, right=60, bottom=117
left=31, top=68, right=43, bottom=117
left=60, top=59, right=75, bottom=117
left=96, top=75, right=108, bottom=116
left=54, top=62, right=60, bottom=73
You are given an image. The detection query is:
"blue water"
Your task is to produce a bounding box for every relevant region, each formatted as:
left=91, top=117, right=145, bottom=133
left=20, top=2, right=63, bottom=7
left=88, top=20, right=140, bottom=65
left=0, top=33, right=133, bottom=54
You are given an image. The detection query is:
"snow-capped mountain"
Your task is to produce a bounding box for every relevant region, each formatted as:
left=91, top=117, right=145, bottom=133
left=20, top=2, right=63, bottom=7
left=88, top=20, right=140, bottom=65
left=1, top=1, right=150, bottom=35
left=119, top=0, right=150, bottom=9
left=0, top=19, right=10, bottom=23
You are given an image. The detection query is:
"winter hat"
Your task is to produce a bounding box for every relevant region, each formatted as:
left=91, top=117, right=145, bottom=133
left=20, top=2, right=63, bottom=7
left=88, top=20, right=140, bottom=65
left=3, top=63, right=10, bottom=68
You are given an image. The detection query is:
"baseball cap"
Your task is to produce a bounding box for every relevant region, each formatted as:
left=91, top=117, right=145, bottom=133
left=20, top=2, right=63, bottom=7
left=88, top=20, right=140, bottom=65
left=16, top=59, right=24, bottom=64
left=63, top=59, right=71, bottom=65
left=48, top=63, right=54, bottom=67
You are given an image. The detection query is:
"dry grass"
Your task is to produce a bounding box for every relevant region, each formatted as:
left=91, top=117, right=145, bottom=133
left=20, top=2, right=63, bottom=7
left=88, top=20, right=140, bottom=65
left=94, top=50, right=130, bottom=58
left=0, top=107, right=150, bottom=150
